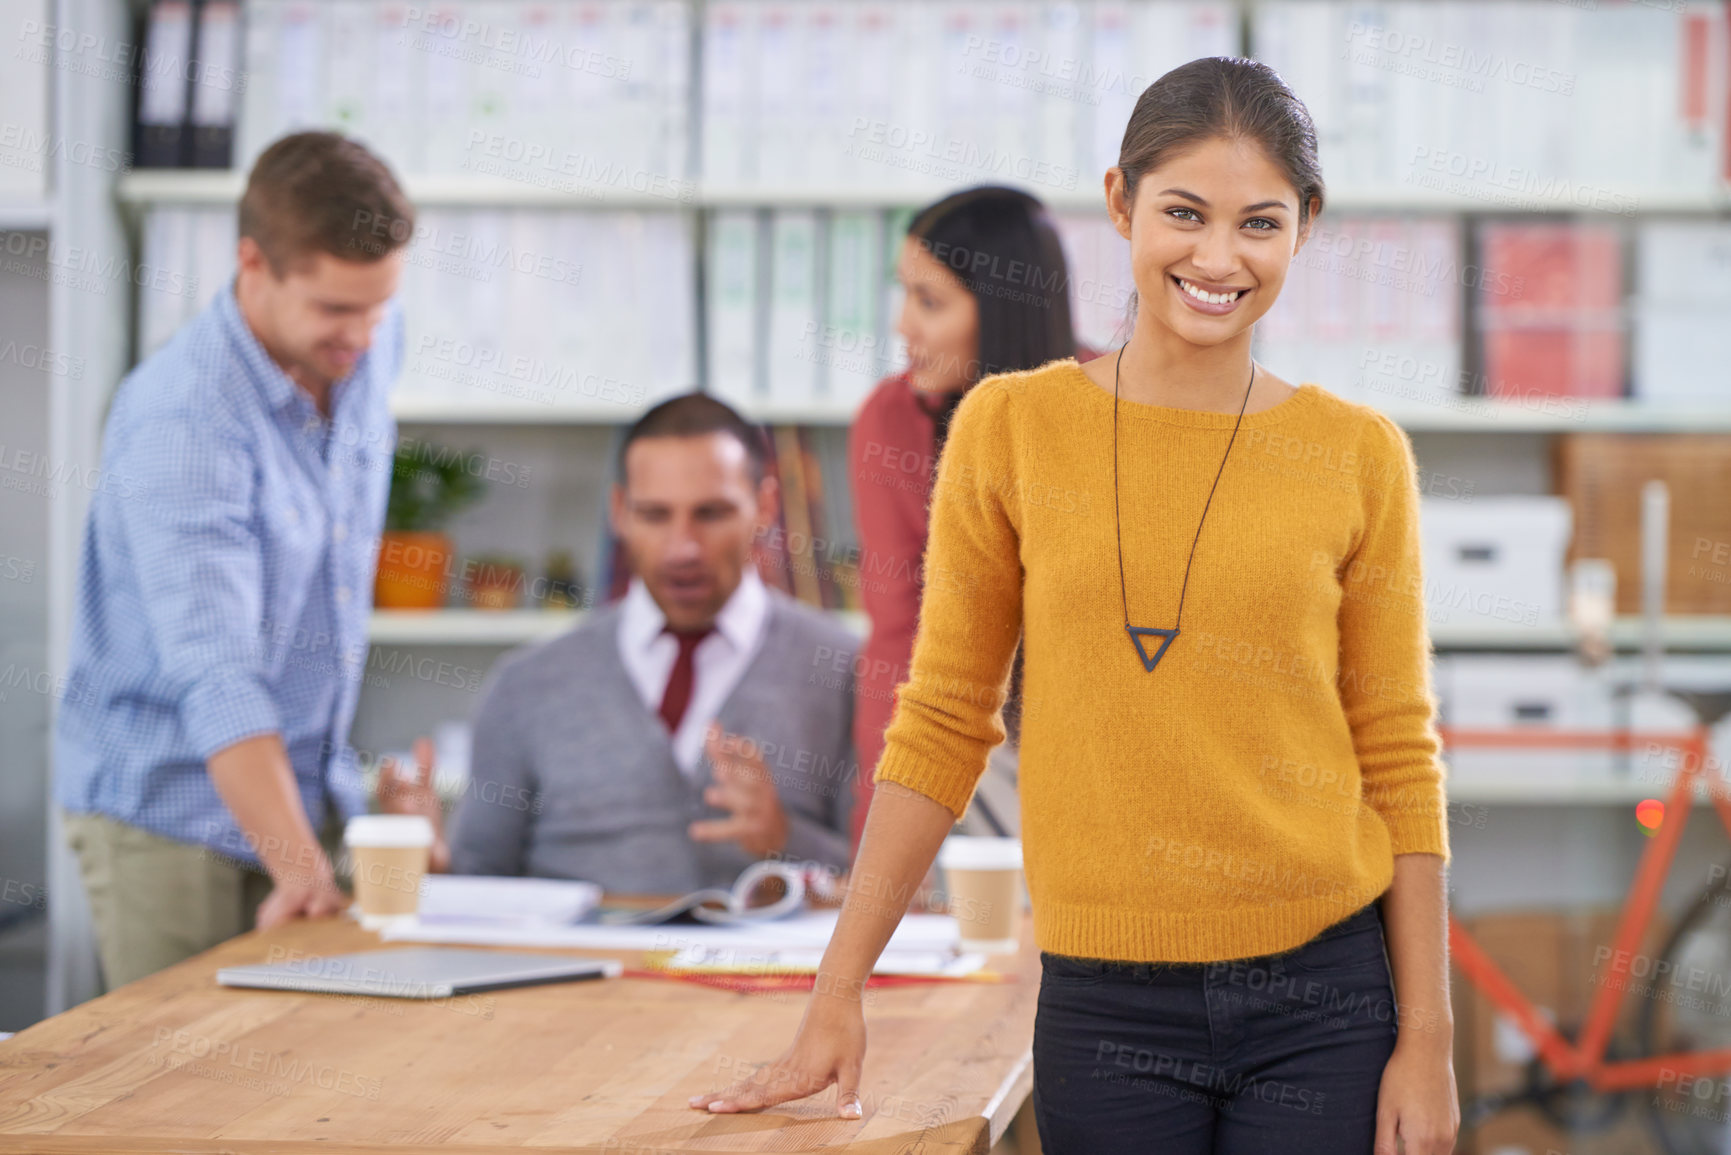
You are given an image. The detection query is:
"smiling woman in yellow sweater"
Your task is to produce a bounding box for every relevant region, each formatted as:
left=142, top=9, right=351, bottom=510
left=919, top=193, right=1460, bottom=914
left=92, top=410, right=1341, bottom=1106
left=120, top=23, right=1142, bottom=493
left=691, top=57, right=1456, bottom=1155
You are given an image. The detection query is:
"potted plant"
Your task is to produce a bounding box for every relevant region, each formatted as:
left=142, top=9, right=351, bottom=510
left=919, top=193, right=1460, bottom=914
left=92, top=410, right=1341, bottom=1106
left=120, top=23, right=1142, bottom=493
left=374, top=442, right=486, bottom=610
left=464, top=553, right=527, bottom=611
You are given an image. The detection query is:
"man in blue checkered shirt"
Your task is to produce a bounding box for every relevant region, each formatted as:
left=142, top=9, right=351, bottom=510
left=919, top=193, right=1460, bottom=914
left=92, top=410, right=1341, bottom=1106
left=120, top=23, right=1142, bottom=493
left=55, top=133, right=412, bottom=989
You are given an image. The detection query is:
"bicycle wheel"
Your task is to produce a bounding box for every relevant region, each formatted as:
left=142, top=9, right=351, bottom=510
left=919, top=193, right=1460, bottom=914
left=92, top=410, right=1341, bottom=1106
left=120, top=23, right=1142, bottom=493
left=1642, top=862, right=1731, bottom=1155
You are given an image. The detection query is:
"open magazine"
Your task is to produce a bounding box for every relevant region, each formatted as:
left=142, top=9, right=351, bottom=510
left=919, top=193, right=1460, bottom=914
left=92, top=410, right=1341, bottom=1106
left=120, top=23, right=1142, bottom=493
left=596, top=860, right=841, bottom=927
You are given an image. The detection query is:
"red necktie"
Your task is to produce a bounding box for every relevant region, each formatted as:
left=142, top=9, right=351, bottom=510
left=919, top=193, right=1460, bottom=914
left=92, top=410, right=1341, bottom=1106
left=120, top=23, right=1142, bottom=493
left=658, top=624, right=715, bottom=734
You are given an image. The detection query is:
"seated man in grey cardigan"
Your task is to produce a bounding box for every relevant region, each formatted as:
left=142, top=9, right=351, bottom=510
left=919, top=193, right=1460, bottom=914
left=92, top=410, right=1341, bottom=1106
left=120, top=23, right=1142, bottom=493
left=384, top=393, right=858, bottom=892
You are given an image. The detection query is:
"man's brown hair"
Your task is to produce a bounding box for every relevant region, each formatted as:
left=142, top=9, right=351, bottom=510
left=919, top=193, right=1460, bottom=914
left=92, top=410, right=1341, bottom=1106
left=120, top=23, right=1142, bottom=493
left=238, top=131, right=415, bottom=274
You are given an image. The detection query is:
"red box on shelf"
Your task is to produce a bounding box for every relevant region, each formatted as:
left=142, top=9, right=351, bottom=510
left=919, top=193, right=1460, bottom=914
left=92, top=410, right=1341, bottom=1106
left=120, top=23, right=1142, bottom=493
left=1478, top=223, right=1623, bottom=315
left=1476, top=222, right=1627, bottom=399
left=1479, top=319, right=1626, bottom=401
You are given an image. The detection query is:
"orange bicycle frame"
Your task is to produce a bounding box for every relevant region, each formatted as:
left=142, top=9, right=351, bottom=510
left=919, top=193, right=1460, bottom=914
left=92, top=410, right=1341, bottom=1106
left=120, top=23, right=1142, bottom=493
left=1440, top=723, right=1731, bottom=1091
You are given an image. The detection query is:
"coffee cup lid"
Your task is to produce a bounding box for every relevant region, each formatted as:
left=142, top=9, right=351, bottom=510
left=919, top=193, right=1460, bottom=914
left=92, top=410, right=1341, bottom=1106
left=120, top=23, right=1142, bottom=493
left=344, top=815, right=434, bottom=848
left=937, top=836, right=1022, bottom=870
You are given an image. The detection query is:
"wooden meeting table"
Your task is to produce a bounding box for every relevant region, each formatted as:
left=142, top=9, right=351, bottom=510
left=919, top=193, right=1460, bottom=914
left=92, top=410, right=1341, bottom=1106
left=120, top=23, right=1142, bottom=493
left=0, top=899, right=1037, bottom=1154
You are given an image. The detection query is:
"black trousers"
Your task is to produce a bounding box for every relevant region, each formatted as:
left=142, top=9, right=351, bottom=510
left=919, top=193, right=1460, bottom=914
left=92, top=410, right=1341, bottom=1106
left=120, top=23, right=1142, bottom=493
left=1032, top=902, right=1399, bottom=1154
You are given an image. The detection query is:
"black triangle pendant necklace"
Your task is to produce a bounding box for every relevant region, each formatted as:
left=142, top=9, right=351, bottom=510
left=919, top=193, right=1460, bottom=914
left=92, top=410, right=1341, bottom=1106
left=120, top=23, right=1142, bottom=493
left=1113, top=348, right=1258, bottom=673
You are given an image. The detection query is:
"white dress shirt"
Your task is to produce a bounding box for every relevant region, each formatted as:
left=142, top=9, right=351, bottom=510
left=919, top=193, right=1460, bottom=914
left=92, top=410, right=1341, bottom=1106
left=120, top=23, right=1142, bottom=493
left=616, top=567, right=771, bottom=780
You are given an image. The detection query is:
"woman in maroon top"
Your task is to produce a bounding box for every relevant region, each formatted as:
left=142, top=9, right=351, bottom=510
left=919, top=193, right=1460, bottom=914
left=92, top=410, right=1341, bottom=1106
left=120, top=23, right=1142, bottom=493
left=847, top=187, right=1097, bottom=852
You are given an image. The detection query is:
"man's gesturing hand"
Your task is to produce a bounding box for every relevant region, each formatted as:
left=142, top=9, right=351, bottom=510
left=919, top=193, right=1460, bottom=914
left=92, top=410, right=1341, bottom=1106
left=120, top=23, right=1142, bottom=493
left=689, top=722, right=789, bottom=858
left=378, top=736, right=450, bottom=872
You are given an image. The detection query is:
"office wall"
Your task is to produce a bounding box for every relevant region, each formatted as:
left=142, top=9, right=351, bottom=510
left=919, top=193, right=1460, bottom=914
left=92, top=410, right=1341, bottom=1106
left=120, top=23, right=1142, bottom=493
left=0, top=249, right=53, bottom=1030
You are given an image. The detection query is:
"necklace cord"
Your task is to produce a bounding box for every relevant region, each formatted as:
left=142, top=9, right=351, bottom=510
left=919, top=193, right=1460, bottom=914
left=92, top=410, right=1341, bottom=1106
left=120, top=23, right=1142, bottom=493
left=1114, top=349, right=1257, bottom=631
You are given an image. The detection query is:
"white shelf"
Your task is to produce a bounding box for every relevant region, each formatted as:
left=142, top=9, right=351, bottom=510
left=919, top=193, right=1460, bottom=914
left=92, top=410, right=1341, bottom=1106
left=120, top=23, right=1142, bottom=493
left=368, top=609, right=581, bottom=645
left=1312, top=185, right=1729, bottom=215
left=364, top=610, right=1730, bottom=650
left=368, top=607, right=869, bottom=645
left=1384, top=399, right=1731, bottom=433
left=389, top=396, right=863, bottom=426
left=116, top=170, right=694, bottom=209
left=387, top=393, right=1731, bottom=432
left=1431, top=617, right=1731, bottom=651
left=1446, top=776, right=1715, bottom=805
left=117, top=172, right=1731, bottom=216
left=390, top=396, right=644, bottom=425
left=0, top=198, right=53, bottom=230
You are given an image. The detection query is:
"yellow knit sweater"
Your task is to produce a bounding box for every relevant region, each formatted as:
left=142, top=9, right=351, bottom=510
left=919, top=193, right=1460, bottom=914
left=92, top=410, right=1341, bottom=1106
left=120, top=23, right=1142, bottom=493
left=873, top=357, right=1451, bottom=964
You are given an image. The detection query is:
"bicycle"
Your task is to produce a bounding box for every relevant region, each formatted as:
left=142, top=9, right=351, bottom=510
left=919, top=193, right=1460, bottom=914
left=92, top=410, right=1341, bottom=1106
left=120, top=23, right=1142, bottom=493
left=1440, top=687, right=1731, bottom=1155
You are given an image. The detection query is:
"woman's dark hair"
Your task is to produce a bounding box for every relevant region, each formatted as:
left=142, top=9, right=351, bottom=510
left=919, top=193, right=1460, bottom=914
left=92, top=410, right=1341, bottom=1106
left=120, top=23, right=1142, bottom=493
left=905, top=186, right=1077, bottom=459
left=1116, top=57, right=1326, bottom=323
left=905, top=186, right=1073, bottom=752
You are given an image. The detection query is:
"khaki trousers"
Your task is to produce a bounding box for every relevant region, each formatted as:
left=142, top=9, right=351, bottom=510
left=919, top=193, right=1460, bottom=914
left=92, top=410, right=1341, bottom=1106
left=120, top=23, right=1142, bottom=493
left=62, top=809, right=342, bottom=991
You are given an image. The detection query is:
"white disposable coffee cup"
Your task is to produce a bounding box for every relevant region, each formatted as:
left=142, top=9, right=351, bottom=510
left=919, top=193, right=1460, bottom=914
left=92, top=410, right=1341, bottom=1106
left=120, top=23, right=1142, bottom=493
left=937, top=836, right=1024, bottom=955
left=344, top=815, right=433, bottom=930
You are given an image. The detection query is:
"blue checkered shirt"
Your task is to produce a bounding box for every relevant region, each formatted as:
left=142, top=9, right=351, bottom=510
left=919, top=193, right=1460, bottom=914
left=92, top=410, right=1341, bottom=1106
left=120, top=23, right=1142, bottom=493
left=55, top=282, right=402, bottom=862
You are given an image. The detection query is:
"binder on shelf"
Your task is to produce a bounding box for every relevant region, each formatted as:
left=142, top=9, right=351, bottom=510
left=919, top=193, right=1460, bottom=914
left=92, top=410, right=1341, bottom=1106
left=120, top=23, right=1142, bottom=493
left=235, top=0, right=692, bottom=181
left=322, top=1, right=378, bottom=163
left=772, top=426, right=823, bottom=607
left=393, top=209, right=695, bottom=413
left=421, top=2, right=476, bottom=173
left=767, top=210, right=820, bottom=407
left=706, top=209, right=763, bottom=410
left=614, top=0, right=694, bottom=186
left=1250, top=1, right=1726, bottom=204
left=137, top=0, right=196, bottom=168
left=237, top=0, right=325, bottom=170
left=191, top=208, right=237, bottom=314
left=1251, top=215, right=1463, bottom=405
left=139, top=209, right=194, bottom=357
left=646, top=212, right=700, bottom=401
left=794, top=426, right=846, bottom=610
left=823, top=211, right=884, bottom=412
left=752, top=4, right=802, bottom=187
left=879, top=207, right=916, bottom=379
left=811, top=428, right=861, bottom=612
left=372, top=0, right=426, bottom=175
left=188, top=0, right=241, bottom=168
left=753, top=434, right=796, bottom=599
left=1053, top=213, right=1134, bottom=355
left=1633, top=221, right=1731, bottom=403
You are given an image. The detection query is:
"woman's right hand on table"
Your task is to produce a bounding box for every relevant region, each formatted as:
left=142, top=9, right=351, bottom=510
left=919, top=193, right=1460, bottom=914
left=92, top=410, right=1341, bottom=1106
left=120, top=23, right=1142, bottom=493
left=687, top=988, right=869, bottom=1117
left=686, top=779, right=960, bottom=1119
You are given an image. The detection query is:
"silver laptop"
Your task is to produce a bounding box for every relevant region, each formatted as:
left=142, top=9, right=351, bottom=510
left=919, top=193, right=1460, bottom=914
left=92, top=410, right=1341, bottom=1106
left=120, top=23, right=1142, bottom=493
left=217, top=947, right=622, bottom=998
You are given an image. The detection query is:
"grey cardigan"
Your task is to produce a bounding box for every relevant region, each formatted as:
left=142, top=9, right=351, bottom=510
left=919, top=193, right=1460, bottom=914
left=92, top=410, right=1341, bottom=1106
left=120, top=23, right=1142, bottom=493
left=448, top=589, right=859, bottom=892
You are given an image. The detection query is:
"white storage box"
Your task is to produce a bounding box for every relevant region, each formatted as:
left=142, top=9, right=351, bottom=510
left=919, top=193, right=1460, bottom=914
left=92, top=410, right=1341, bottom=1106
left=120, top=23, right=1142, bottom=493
left=1437, top=655, right=1616, bottom=787
left=1420, top=498, right=1572, bottom=630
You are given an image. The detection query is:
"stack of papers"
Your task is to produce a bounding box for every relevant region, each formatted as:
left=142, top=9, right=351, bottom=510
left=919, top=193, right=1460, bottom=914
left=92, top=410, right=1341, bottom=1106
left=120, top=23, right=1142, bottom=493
left=415, top=875, right=604, bottom=927
left=662, top=944, right=986, bottom=979
left=380, top=909, right=969, bottom=975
